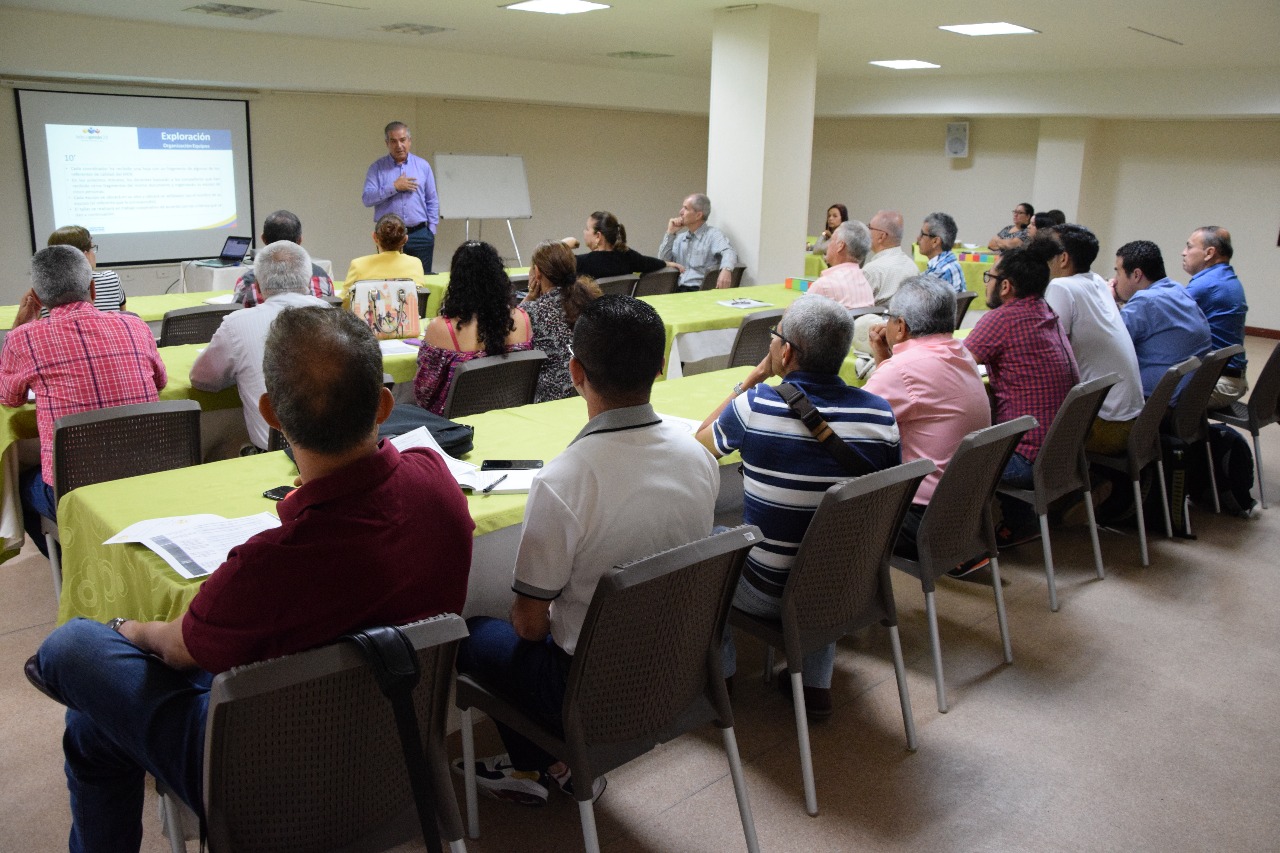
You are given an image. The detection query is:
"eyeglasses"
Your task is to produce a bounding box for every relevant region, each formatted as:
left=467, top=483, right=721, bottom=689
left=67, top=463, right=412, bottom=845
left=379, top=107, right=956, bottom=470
left=89, top=244, right=99, bottom=253
left=982, top=270, right=1001, bottom=284
left=868, top=226, right=888, bottom=236
left=1013, top=209, right=1029, bottom=216
left=919, top=231, right=934, bottom=240
left=769, top=325, right=800, bottom=352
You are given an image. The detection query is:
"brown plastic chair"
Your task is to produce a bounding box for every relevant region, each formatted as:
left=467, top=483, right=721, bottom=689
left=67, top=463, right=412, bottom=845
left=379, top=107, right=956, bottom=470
left=634, top=267, right=678, bottom=297
left=727, top=309, right=785, bottom=368
left=160, top=614, right=470, bottom=853
left=590, top=273, right=638, bottom=298
left=955, top=290, right=978, bottom=326
left=996, top=374, right=1119, bottom=612
left=44, top=400, right=202, bottom=599
left=456, top=526, right=764, bottom=853
left=892, top=417, right=1036, bottom=713
left=1088, top=357, right=1199, bottom=565
left=157, top=305, right=240, bottom=347
left=700, top=264, right=747, bottom=291
left=441, top=349, right=547, bottom=419
left=1164, top=345, right=1245, bottom=515
left=730, top=458, right=933, bottom=816
left=1210, top=340, right=1280, bottom=509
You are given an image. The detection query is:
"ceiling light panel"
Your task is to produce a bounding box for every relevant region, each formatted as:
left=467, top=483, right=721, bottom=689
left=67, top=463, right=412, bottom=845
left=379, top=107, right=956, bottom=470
left=939, top=22, right=1038, bottom=37
left=869, top=60, right=941, bottom=70
left=504, top=1, right=610, bottom=15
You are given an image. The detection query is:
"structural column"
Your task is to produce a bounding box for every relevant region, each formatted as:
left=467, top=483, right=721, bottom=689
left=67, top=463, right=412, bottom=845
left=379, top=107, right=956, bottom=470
left=1031, top=118, right=1100, bottom=222
left=707, top=4, right=819, bottom=286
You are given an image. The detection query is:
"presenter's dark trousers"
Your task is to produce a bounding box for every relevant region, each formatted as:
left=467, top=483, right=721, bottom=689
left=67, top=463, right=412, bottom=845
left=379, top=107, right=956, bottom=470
left=405, top=227, right=435, bottom=274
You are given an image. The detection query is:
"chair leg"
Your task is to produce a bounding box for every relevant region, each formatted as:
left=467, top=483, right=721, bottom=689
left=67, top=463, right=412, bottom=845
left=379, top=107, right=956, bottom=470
left=721, top=727, right=762, bottom=853
left=1205, top=439, right=1221, bottom=513
left=578, top=799, right=601, bottom=853
left=1083, top=490, right=1105, bottom=580
left=762, top=646, right=775, bottom=684
left=1251, top=432, right=1266, bottom=509
left=158, top=792, right=188, bottom=853
left=789, top=669, right=818, bottom=816
left=460, top=708, right=479, bottom=840
left=888, top=625, right=918, bottom=752
left=1038, top=515, right=1058, bottom=612
left=1157, top=460, right=1173, bottom=538
left=990, top=557, right=1013, bottom=664
left=923, top=590, right=947, bottom=713
left=1132, top=479, right=1150, bottom=567
left=46, top=534, right=62, bottom=601
left=449, top=841, right=467, bottom=853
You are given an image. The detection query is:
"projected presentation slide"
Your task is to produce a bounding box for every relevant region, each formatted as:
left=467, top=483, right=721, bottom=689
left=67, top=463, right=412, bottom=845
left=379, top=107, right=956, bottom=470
left=47, top=125, right=237, bottom=235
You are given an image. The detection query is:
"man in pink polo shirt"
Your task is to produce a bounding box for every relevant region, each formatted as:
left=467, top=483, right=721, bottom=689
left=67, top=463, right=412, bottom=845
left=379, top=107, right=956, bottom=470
left=865, top=273, right=991, bottom=575
left=809, top=220, right=874, bottom=310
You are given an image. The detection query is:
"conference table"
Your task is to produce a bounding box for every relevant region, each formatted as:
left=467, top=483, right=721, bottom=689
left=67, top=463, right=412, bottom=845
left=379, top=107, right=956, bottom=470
left=54, top=368, right=748, bottom=627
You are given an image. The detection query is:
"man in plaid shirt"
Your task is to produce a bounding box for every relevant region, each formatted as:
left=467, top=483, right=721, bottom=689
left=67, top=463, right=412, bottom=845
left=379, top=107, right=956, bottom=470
left=0, top=245, right=166, bottom=555
left=964, top=245, right=1079, bottom=544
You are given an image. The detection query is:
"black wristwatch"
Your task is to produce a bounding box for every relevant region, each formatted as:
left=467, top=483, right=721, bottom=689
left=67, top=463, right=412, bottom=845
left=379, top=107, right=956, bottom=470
left=106, top=617, right=129, bottom=633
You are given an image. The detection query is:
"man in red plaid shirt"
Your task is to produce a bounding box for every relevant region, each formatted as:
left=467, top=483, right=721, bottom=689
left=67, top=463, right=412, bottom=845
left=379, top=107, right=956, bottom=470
left=0, top=245, right=166, bottom=555
left=964, top=244, right=1079, bottom=545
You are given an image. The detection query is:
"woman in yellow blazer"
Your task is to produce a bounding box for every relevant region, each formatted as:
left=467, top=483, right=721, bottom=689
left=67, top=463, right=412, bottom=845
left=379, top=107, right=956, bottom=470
left=344, top=214, right=426, bottom=284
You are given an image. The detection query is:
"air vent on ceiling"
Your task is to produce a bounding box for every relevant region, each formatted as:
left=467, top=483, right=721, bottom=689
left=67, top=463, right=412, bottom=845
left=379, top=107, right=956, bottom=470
left=377, top=23, right=452, bottom=36
left=184, top=3, right=279, bottom=20
left=607, top=51, right=674, bottom=60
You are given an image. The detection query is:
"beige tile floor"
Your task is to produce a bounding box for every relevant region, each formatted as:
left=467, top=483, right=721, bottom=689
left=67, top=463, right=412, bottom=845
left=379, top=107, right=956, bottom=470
left=3, top=337, right=1280, bottom=852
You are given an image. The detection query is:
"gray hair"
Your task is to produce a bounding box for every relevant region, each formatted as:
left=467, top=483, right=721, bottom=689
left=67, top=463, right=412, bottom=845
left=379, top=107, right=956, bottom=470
left=384, top=121, right=410, bottom=140
left=923, top=212, right=958, bottom=250
left=833, top=220, right=872, bottom=264
left=254, top=240, right=312, bottom=297
left=30, top=245, right=92, bottom=308
left=687, top=193, right=711, bottom=220
left=780, top=295, right=854, bottom=375
left=872, top=209, right=904, bottom=243
left=888, top=274, right=957, bottom=338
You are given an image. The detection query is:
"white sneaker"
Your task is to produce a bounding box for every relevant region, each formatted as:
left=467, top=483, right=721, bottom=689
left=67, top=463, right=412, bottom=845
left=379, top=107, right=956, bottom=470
left=546, top=765, right=607, bottom=803
left=453, top=753, right=548, bottom=807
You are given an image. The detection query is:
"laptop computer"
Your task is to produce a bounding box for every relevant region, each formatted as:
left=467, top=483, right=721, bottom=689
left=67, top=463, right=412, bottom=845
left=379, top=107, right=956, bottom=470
left=196, top=235, right=252, bottom=267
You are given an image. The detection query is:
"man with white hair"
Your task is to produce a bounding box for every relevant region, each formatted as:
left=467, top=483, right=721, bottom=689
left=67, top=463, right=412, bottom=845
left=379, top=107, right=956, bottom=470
left=809, top=220, right=874, bottom=309
left=191, top=240, right=332, bottom=450
left=658, top=192, right=739, bottom=291
left=0, top=245, right=165, bottom=555
left=698, top=295, right=900, bottom=717
left=862, top=210, right=921, bottom=308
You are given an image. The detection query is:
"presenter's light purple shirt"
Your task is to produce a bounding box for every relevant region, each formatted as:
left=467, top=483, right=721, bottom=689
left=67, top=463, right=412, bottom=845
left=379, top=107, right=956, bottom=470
left=362, top=152, right=439, bottom=232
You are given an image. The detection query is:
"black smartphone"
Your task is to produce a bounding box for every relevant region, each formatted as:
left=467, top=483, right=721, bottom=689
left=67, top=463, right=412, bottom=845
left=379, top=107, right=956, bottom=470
left=262, top=485, right=296, bottom=501
left=481, top=460, right=544, bottom=471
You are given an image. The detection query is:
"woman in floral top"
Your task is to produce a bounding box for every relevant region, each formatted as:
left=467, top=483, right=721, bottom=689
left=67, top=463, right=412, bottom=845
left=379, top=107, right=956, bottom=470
left=521, top=241, right=601, bottom=403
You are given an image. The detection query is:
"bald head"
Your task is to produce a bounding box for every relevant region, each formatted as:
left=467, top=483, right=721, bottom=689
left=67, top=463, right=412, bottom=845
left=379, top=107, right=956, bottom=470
left=869, top=210, right=904, bottom=252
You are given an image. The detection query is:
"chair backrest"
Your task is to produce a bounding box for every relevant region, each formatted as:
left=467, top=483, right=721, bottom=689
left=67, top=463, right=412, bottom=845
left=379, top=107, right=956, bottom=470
left=347, top=279, right=420, bottom=340
left=158, top=305, right=240, bottom=347
left=1123, top=356, right=1199, bottom=470
left=441, top=349, right=547, bottom=418
left=727, top=309, right=785, bottom=368
left=592, top=274, right=638, bottom=298
left=561, top=526, right=760, bottom=776
left=52, top=401, right=202, bottom=500
left=203, top=614, right=468, bottom=853
left=634, top=268, right=678, bottom=298
left=780, top=458, right=934, bottom=652
left=1029, top=373, right=1119, bottom=508
left=1245, top=339, right=1280, bottom=426
left=1167, top=345, right=1244, bottom=443
left=955, top=291, right=978, bottom=326
left=699, top=264, right=747, bottom=291
left=848, top=305, right=888, bottom=321
left=913, top=417, right=1037, bottom=575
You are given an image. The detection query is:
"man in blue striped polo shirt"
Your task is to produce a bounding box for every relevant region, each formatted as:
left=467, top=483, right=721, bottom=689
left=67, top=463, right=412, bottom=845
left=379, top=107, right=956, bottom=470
left=697, top=295, right=900, bottom=716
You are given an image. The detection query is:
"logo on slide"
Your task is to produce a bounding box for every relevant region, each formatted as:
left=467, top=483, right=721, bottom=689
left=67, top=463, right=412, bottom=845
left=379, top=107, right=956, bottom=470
left=81, top=127, right=101, bottom=135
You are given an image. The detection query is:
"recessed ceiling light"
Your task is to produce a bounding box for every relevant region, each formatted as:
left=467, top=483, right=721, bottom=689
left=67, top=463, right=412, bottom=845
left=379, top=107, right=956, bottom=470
left=939, top=22, right=1038, bottom=36
left=869, top=60, right=941, bottom=70
left=504, top=0, right=609, bottom=14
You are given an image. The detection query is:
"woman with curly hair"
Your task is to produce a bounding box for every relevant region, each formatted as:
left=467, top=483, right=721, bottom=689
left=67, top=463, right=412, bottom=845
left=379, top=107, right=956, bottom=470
left=343, top=213, right=425, bottom=285
left=564, top=211, right=674, bottom=280
left=522, top=240, right=601, bottom=402
left=413, top=241, right=532, bottom=414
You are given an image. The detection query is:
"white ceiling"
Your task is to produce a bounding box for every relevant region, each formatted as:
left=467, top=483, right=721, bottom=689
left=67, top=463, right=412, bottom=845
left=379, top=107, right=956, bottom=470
left=4, top=0, right=1279, bottom=85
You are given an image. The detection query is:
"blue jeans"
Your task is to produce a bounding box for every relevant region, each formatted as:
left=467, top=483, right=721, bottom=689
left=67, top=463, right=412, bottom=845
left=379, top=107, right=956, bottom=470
left=997, top=451, right=1038, bottom=531
left=35, top=619, right=210, bottom=853
left=722, top=576, right=837, bottom=689
left=20, top=468, right=57, bottom=558
left=404, top=227, right=435, bottom=274
left=455, top=616, right=572, bottom=773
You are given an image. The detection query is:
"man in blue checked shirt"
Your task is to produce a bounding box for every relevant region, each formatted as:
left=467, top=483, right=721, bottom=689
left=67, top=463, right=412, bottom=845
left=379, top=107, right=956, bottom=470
left=919, top=211, right=966, bottom=294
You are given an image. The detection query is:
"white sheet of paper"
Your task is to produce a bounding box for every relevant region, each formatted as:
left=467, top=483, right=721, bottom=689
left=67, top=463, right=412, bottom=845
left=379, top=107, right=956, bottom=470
left=204, top=293, right=235, bottom=305
left=717, top=298, right=771, bottom=309
left=379, top=339, right=418, bottom=356
left=105, top=514, right=227, bottom=545
left=142, top=512, right=282, bottom=580
left=390, top=426, right=530, bottom=492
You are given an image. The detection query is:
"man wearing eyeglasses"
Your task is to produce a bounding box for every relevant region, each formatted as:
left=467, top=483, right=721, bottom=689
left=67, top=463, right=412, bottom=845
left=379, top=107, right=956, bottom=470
left=862, top=210, right=920, bottom=308
left=989, top=202, right=1034, bottom=252
left=918, top=212, right=966, bottom=294
left=697, top=295, right=900, bottom=718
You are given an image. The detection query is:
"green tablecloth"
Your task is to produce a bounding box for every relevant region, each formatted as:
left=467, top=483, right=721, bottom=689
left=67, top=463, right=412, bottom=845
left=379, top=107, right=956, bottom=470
left=804, top=254, right=826, bottom=278
left=55, top=368, right=750, bottom=625
left=0, top=291, right=236, bottom=331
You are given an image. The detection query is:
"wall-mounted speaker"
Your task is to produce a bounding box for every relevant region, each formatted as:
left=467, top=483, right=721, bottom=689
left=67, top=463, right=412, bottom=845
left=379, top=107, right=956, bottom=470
left=946, top=122, right=969, bottom=158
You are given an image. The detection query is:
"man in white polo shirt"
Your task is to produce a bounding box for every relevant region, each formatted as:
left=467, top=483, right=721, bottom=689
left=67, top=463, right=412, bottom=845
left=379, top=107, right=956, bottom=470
left=454, top=295, right=719, bottom=806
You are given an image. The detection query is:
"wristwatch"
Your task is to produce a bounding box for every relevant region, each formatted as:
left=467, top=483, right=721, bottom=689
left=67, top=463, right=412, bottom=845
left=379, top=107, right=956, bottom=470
left=732, top=382, right=745, bottom=397
left=106, top=617, right=129, bottom=633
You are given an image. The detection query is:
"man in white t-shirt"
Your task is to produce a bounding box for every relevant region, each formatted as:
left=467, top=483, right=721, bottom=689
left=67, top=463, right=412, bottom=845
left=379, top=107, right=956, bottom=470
left=455, top=295, right=719, bottom=807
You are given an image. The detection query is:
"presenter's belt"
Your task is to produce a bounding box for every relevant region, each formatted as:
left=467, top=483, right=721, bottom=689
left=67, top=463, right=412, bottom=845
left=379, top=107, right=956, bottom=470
left=407, top=222, right=429, bottom=234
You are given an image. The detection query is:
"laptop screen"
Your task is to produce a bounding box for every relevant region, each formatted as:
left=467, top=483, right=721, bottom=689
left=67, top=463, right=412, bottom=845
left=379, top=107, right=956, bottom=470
left=218, top=236, right=252, bottom=262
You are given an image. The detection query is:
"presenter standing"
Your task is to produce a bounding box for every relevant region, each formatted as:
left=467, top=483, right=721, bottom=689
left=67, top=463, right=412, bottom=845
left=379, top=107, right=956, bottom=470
left=362, top=121, right=439, bottom=272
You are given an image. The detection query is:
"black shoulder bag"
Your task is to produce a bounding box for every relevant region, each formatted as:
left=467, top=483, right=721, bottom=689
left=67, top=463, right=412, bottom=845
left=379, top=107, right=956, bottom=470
left=775, top=382, right=876, bottom=477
